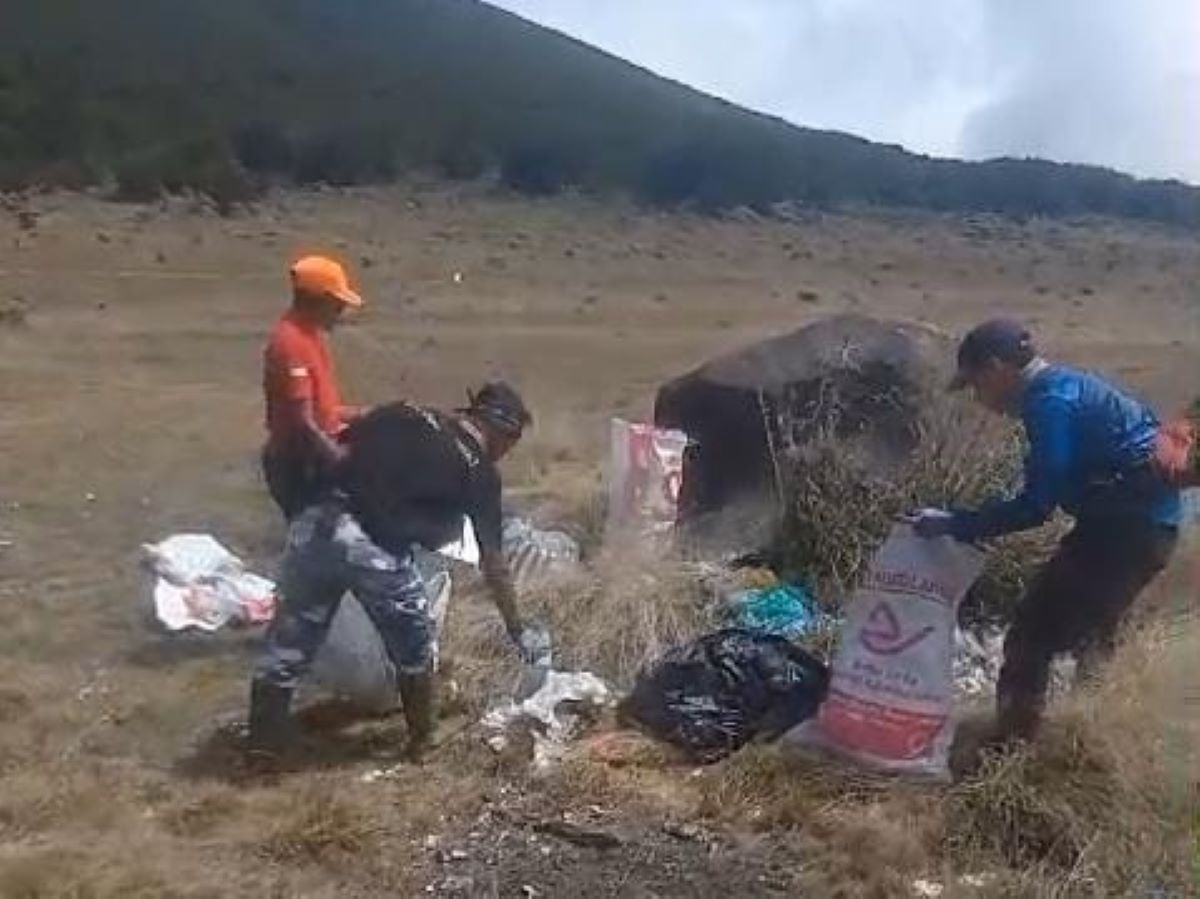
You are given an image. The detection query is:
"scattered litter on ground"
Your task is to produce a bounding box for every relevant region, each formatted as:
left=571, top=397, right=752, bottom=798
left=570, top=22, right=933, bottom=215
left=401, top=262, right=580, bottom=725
left=312, top=571, right=452, bottom=713
left=699, top=561, right=837, bottom=641
left=787, top=523, right=984, bottom=780
left=960, top=873, right=996, bottom=888
left=622, top=628, right=828, bottom=762
left=953, top=626, right=1003, bottom=698
left=727, top=581, right=835, bottom=640
left=360, top=764, right=403, bottom=784
left=481, top=667, right=614, bottom=771
left=503, top=517, right=581, bottom=589
left=954, top=625, right=1074, bottom=700
left=141, top=533, right=276, bottom=632
left=606, top=418, right=689, bottom=540
left=910, top=872, right=997, bottom=896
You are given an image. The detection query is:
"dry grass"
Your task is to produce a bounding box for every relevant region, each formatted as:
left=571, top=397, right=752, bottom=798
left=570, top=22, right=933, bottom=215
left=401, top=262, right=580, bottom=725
left=439, top=386, right=1196, bottom=895
left=445, top=549, right=715, bottom=705
left=0, top=847, right=186, bottom=899
left=772, top=393, right=1061, bottom=624
left=256, top=784, right=383, bottom=864
left=942, top=618, right=1200, bottom=894
left=0, top=187, right=1196, bottom=896
left=680, top=608, right=1200, bottom=897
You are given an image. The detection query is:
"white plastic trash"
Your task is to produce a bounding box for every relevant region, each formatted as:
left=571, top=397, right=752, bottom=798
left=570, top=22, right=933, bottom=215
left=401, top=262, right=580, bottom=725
left=142, top=534, right=276, bottom=632
left=502, top=518, right=581, bottom=589
left=312, top=570, right=452, bottom=713
left=481, top=668, right=613, bottom=770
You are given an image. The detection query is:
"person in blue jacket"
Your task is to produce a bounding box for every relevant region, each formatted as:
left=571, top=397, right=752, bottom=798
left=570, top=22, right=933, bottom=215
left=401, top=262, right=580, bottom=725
left=912, top=319, right=1180, bottom=742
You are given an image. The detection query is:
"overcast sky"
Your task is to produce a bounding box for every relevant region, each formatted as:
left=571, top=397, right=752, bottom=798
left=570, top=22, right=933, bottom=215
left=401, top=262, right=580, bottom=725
left=492, top=0, right=1200, bottom=184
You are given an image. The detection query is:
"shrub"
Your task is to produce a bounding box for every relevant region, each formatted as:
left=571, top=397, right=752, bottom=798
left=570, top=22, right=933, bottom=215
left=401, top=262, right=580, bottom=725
left=500, top=143, right=580, bottom=196
left=292, top=131, right=397, bottom=187
left=767, top=389, right=1049, bottom=624
left=233, top=121, right=294, bottom=175
left=113, top=138, right=260, bottom=212
left=435, top=140, right=489, bottom=181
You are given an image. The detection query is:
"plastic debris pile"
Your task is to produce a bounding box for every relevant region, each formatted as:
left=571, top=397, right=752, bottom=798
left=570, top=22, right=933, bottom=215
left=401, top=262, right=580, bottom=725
left=481, top=669, right=614, bottom=771
left=622, top=628, right=829, bottom=762
left=142, top=534, right=276, bottom=632
left=502, top=518, right=581, bottom=590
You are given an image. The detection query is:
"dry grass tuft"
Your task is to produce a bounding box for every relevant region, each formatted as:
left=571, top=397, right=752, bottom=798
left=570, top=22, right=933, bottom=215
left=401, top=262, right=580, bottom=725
left=694, top=745, right=942, bottom=896
left=945, top=731, right=1132, bottom=871
left=257, top=784, right=383, bottom=864
left=0, top=766, right=124, bottom=840
left=160, top=786, right=244, bottom=838
left=696, top=743, right=918, bottom=829
left=943, top=619, right=1200, bottom=894
left=445, top=550, right=715, bottom=703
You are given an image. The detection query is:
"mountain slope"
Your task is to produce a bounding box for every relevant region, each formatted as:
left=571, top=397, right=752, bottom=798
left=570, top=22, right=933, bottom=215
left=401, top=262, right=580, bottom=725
left=1, top=0, right=1197, bottom=225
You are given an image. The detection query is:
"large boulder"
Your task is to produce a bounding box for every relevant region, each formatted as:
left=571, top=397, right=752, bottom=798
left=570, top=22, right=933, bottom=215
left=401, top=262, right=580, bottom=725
left=654, top=315, right=950, bottom=532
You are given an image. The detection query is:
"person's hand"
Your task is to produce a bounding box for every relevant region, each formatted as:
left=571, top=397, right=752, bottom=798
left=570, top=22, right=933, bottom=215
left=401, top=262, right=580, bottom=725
left=340, top=405, right=371, bottom=424
left=906, top=508, right=955, bottom=539
left=326, top=440, right=350, bottom=471
left=510, top=623, right=551, bottom=666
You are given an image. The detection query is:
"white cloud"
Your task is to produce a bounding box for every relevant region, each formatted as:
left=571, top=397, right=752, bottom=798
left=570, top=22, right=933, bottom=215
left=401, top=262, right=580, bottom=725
left=962, top=0, right=1200, bottom=181
left=492, top=0, right=1200, bottom=182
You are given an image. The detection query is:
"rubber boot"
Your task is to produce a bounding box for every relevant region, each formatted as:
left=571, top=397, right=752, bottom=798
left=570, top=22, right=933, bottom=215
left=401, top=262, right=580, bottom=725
left=398, top=672, right=435, bottom=763
left=247, top=680, right=295, bottom=760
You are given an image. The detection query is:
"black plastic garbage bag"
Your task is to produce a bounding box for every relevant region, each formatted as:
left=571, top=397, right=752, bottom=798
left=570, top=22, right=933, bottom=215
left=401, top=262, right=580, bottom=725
left=621, top=628, right=829, bottom=762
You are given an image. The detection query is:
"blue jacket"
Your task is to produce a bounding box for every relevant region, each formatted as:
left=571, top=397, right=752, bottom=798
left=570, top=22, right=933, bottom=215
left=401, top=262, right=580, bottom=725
left=950, top=364, right=1181, bottom=542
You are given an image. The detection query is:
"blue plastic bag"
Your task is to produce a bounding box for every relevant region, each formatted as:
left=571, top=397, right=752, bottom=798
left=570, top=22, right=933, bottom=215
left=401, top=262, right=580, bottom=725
left=728, top=583, right=834, bottom=640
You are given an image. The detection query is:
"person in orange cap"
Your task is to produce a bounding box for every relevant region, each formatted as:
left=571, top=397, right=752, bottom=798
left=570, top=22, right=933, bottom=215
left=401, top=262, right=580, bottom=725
left=261, top=255, right=366, bottom=520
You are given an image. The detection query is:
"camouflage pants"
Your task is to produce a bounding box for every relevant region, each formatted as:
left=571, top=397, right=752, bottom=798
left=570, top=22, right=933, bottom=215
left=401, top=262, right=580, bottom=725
left=254, top=499, right=431, bottom=690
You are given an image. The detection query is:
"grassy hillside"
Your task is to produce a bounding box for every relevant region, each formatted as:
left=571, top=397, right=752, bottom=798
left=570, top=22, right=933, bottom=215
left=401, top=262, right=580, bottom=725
left=2, top=0, right=1198, bottom=225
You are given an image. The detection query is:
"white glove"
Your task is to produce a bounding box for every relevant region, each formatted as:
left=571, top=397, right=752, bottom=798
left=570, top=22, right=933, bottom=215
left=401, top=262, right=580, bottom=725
left=511, top=623, right=552, bottom=666
left=906, top=508, right=955, bottom=539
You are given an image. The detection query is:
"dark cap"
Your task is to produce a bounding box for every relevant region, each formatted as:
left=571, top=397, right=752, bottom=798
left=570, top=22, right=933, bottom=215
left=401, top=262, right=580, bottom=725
left=949, top=318, right=1036, bottom=390
left=461, top=381, right=532, bottom=437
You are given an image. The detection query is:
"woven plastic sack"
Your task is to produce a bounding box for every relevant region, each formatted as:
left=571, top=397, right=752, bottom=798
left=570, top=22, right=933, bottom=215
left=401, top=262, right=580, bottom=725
left=606, top=419, right=689, bottom=539
left=786, top=523, right=984, bottom=780
left=311, top=570, right=451, bottom=713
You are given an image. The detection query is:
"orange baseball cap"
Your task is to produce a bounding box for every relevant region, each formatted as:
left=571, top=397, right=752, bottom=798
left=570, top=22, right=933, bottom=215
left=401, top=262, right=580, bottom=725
left=290, top=255, right=363, bottom=308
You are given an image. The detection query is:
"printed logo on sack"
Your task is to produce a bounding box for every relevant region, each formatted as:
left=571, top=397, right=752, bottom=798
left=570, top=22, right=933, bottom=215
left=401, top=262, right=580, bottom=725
left=859, top=602, right=935, bottom=656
